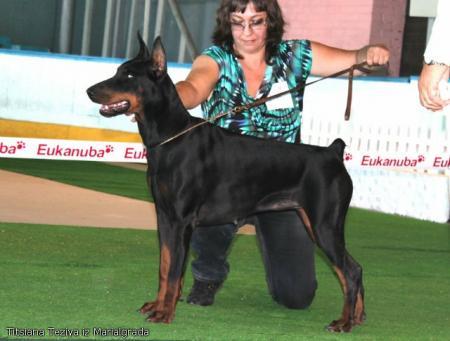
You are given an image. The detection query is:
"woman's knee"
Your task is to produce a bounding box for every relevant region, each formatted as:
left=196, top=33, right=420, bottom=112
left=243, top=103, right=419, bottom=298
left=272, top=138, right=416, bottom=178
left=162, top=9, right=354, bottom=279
left=272, top=279, right=317, bottom=309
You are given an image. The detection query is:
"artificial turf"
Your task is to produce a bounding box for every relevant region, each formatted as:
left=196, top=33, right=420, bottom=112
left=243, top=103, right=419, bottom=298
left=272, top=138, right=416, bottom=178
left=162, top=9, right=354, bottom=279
left=0, top=212, right=449, bottom=340
left=0, top=158, right=449, bottom=340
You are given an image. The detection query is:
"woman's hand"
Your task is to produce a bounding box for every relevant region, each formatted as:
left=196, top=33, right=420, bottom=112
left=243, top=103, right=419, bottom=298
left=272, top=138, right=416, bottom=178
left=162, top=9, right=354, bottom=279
left=356, top=44, right=390, bottom=66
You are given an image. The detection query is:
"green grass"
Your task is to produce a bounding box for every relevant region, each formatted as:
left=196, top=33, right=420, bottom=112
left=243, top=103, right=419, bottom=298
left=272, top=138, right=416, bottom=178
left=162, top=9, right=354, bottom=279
left=0, top=211, right=449, bottom=340
left=0, top=158, right=449, bottom=339
left=0, top=158, right=151, bottom=202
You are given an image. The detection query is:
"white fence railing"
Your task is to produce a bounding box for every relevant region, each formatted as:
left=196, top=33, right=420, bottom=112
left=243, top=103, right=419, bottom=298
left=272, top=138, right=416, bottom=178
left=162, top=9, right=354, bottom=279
left=301, top=77, right=449, bottom=222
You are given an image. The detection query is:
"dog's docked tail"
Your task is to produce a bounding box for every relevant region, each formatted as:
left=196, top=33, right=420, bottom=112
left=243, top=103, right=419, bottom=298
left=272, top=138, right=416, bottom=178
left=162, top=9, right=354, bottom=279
left=328, top=138, right=346, bottom=160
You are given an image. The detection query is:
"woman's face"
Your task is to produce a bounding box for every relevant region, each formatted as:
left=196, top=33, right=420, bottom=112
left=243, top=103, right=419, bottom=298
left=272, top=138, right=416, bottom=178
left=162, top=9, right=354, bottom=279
left=230, top=2, right=268, bottom=55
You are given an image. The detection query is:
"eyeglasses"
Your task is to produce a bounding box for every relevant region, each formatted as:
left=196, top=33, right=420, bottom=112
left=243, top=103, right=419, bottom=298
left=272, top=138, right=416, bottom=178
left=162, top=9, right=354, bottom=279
left=230, top=18, right=267, bottom=31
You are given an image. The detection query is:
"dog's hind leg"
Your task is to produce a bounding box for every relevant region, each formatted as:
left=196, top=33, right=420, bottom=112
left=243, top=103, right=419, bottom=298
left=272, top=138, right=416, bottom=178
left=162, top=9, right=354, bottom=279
left=299, top=203, right=365, bottom=332
left=315, top=216, right=364, bottom=332
left=326, top=248, right=365, bottom=332
left=140, top=218, right=192, bottom=323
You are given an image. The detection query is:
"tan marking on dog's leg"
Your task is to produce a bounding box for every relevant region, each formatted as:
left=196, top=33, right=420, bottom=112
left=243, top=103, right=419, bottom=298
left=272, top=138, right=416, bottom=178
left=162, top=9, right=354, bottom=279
left=328, top=266, right=353, bottom=332
left=149, top=245, right=183, bottom=323
left=157, top=244, right=171, bottom=303
left=298, top=208, right=316, bottom=242
left=334, top=266, right=348, bottom=294
left=354, top=291, right=365, bottom=324
left=139, top=243, right=171, bottom=315
left=161, top=277, right=183, bottom=323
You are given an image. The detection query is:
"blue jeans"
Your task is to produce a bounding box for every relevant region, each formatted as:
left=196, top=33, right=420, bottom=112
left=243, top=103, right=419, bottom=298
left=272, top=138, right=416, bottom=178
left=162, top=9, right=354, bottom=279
left=190, top=210, right=317, bottom=309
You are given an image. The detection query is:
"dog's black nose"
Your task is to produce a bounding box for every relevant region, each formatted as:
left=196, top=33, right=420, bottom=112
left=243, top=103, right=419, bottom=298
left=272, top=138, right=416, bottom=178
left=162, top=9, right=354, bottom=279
left=86, top=88, right=96, bottom=101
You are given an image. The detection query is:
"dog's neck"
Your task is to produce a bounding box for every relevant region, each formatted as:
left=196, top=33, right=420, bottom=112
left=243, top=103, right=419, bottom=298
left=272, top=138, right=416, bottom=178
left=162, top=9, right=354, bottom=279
left=138, top=75, right=194, bottom=148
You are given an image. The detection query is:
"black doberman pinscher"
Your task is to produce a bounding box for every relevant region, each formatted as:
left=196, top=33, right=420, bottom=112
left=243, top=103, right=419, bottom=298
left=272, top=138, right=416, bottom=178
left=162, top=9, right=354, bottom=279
left=87, top=35, right=365, bottom=332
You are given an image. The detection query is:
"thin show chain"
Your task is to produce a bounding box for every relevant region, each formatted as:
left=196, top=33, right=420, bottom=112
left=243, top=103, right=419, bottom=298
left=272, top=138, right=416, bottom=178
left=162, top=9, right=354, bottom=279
left=157, top=61, right=374, bottom=147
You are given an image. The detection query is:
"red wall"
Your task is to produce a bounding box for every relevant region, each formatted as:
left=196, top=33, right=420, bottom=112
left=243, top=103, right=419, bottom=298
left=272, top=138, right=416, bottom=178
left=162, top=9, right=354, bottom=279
left=278, top=0, right=407, bottom=76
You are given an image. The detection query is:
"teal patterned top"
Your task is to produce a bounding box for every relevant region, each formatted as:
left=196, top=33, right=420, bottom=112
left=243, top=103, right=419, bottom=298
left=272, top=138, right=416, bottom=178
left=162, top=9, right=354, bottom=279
left=201, top=40, right=312, bottom=143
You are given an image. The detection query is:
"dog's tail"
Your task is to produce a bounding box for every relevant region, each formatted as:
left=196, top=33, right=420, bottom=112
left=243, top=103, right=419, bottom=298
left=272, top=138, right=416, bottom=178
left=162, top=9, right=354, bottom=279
left=328, top=138, right=346, bottom=160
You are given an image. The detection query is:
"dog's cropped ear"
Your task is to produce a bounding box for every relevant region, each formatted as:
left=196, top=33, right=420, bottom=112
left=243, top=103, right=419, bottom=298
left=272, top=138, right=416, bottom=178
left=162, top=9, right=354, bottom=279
left=150, top=36, right=167, bottom=78
left=136, top=31, right=150, bottom=60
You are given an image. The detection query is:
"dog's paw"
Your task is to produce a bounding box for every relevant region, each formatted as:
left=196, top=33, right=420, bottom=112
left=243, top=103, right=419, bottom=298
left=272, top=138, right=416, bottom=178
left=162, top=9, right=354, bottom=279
left=139, top=301, right=174, bottom=324
left=146, top=310, right=174, bottom=324
left=326, top=318, right=355, bottom=333
left=139, top=301, right=158, bottom=315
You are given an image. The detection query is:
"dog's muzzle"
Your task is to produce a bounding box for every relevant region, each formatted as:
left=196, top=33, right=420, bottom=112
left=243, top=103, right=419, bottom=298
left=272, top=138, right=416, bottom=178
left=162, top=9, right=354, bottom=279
left=87, top=88, right=131, bottom=117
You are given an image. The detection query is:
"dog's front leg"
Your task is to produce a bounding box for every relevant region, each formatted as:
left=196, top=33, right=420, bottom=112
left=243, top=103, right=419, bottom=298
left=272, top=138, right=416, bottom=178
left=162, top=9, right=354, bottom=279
left=140, top=219, right=192, bottom=323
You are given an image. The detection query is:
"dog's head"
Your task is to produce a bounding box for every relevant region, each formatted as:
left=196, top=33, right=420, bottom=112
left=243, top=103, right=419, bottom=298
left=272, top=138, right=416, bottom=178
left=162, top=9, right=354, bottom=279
left=86, top=33, right=167, bottom=119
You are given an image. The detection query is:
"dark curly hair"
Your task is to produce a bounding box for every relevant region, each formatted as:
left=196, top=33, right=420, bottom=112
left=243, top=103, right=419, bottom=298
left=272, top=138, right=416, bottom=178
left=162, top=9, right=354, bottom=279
left=212, top=0, right=285, bottom=63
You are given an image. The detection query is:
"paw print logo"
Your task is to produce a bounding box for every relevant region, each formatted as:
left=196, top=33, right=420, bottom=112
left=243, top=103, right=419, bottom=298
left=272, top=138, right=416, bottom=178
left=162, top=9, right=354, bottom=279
left=344, top=153, right=352, bottom=161
left=16, top=141, right=26, bottom=150
left=417, top=155, right=425, bottom=162
left=105, top=145, right=114, bottom=153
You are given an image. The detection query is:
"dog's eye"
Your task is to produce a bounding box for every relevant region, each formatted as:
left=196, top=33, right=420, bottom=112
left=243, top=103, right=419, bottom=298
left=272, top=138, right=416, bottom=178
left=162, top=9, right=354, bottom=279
left=127, top=73, right=135, bottom=79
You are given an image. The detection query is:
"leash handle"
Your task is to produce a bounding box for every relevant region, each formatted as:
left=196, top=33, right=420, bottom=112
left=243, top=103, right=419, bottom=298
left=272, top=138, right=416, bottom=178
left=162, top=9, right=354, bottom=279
left=345, top=64, right=356, bottom=121
left=344, top=62, right=386, bottom=120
